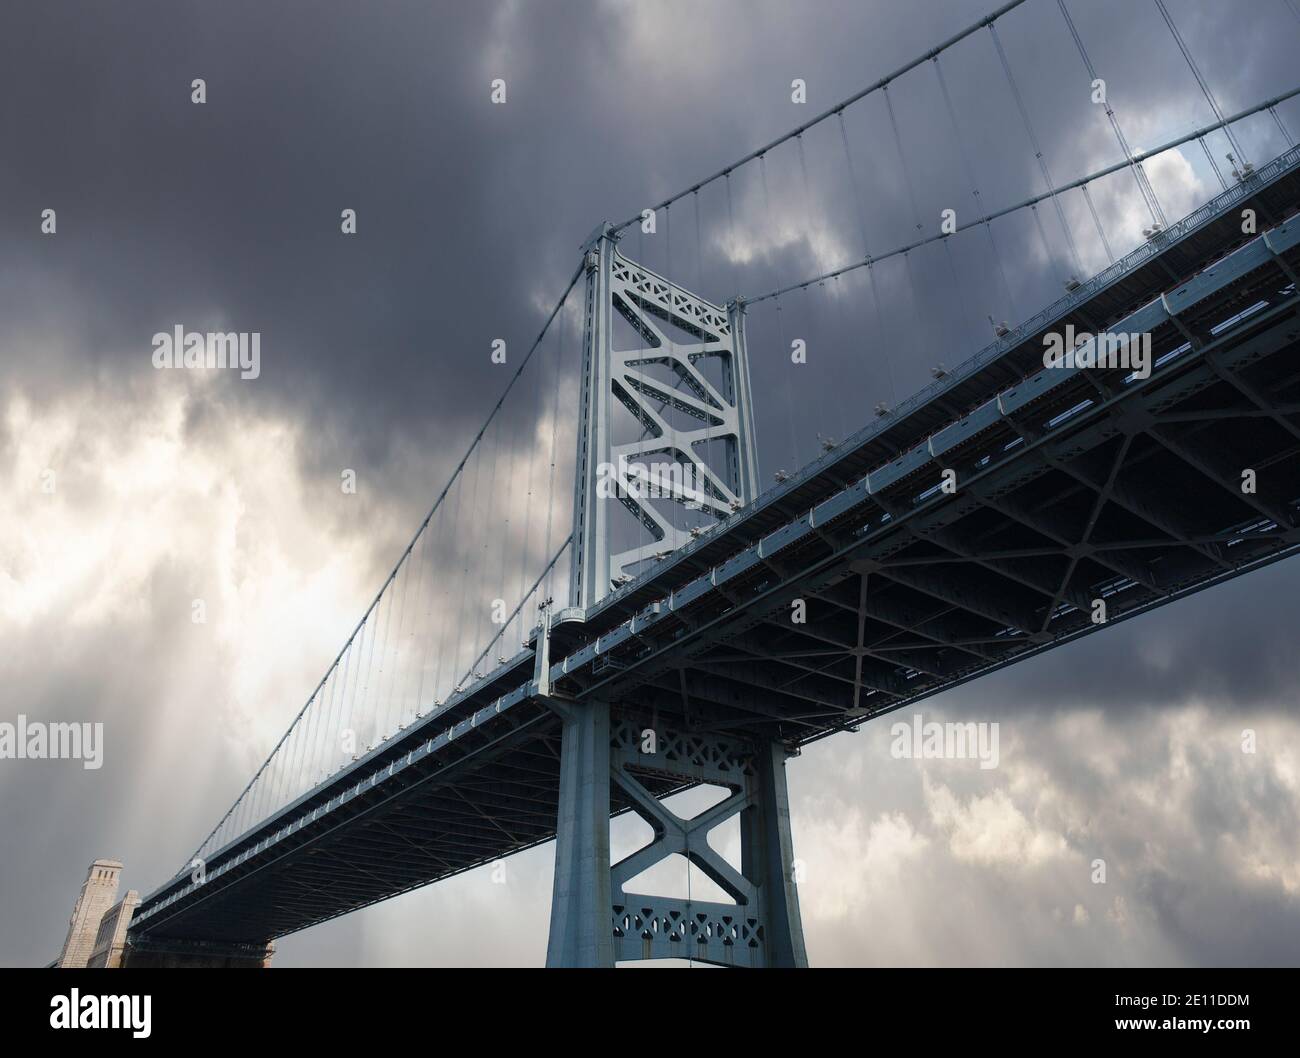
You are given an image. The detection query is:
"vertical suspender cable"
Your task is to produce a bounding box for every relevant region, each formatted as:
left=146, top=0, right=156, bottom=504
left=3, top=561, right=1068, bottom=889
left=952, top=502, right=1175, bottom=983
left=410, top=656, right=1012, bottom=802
left=367, top=571, right=395, bottom=746
left=475, top=412, right=504, bottom=677
left=1199, top=137, right=1230, bottom=191
left=725, top=173, right=739, bottom=291
left=311, top=650, right=335, bottom=784
left=1080, top=184, right=1114, bottom=263
left=835, top=108, right=899, bottom=405
left=300, top=670, right=324, bottom=787
left=1269, top=105, right=1295, bottom=147
left=1153, top=0, right=1250, bottom=169
left=1058, top=0, right=1167, bottom=228
left=1029, top=203, right=1058, bottom=273
left=407, top=497, right=434, bottom=721
left=336, top=633, right=356, bottom=766
left=989, top=23, right=1085, bottom=280
left=543, top=295, right=565, bottom=608
left=836, top=111, right=872, bottom=260
left=450, top=439, right=482, bottom=693
left=932, top=55, right=1020, bottom=324
left=432, top=474, right=462, bottom=704
left=381, top=550, right=412, bottom=736
left=884, top=84, right=947, bottom=368
left=516, top=350, right=539, bottom=652
left=762, top=155, right=800, bottom=471
left=795, top=134, right=846, bottom=441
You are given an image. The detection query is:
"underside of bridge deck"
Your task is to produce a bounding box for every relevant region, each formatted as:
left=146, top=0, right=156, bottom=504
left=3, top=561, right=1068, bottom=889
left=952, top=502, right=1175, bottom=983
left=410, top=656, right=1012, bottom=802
left=588, top=292, right=1300, bottom=746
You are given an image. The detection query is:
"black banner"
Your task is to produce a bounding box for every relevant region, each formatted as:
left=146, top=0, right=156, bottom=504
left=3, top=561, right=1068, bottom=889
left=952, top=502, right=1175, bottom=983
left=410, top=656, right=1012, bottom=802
left=2, top=968, right=1292, bottom=1046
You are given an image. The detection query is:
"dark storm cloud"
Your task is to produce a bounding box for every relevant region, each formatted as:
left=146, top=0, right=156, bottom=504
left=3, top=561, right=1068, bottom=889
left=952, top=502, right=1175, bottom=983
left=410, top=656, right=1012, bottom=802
left=3, top=1, right=505, bottom=466
left=4, top=0, right=1294, bottom=498
left=3, top=0, right=1299, bottom=967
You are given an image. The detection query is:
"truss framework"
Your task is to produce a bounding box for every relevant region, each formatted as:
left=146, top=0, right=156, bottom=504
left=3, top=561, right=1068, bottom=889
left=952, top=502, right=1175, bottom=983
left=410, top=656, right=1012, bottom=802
left=546, top=704, right=806, bottom=967
left=570, top=228, right=760, bottom=609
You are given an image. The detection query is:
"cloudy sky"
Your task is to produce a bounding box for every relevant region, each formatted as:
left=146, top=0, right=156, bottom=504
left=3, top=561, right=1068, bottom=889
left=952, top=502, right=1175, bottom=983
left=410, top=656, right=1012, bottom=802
left=2, top=0, right=1299, bottom=967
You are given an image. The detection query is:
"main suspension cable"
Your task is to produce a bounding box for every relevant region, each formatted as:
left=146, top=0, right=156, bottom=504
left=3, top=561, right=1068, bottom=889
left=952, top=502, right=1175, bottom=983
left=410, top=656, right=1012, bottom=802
left=606, top=0, right=1033, bottom=237
left=741, top=85, right=1300, bottom=305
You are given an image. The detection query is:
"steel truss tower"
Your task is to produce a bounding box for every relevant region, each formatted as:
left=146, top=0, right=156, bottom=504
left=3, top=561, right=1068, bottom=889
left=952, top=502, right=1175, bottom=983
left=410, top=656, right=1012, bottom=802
left=545, top=701, right=808, bottom=967
left=549, top=229, right=805, bottom=967
left=569, top=225, right=761, bottom=611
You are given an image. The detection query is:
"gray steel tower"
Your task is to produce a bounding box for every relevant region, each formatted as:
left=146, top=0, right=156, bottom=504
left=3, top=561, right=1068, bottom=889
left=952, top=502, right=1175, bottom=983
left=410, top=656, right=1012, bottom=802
left=569, top=224, right=760, bottom=610
left=547, top=228, right=805, bottom=967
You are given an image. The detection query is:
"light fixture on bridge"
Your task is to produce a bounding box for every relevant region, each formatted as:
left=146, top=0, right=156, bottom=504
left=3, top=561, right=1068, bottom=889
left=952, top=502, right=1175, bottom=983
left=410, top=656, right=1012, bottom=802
left=1228, top=152, right=1255, bottom=182
left=874, top=402, right=892, bottom=417
left=1064, top=276, right=1081, bottom=292
left=774, top=469, right=790, bottom=483
left=988, top=315, right=1010, bottom=338
left=931, top=363, right=949, bottom=379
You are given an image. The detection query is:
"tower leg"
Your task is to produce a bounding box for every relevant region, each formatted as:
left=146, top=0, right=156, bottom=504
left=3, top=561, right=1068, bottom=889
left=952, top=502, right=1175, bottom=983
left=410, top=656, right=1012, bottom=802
left=546, top=710, right=807, bottom=968
left=545, top=700, right=615, bottom=967
left=742, top=740, right=808, bottom=967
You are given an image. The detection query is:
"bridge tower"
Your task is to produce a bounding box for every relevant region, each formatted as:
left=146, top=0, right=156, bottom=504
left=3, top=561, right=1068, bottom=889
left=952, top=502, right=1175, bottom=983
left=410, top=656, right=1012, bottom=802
left=547, top=227, right=806, bottom=967
left=545, top=704, right=808, bottom=967
left=568, top=224, right=761, bottom=611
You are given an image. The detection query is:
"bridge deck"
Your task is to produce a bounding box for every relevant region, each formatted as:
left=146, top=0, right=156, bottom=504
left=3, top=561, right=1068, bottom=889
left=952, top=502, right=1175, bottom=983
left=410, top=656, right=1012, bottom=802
left=132, top=148, right=1300, bottom=946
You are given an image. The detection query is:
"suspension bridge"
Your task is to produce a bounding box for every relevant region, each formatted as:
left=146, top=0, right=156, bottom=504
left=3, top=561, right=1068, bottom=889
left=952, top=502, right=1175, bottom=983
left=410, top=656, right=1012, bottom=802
left=125, top=0, right=1300, bottom=966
